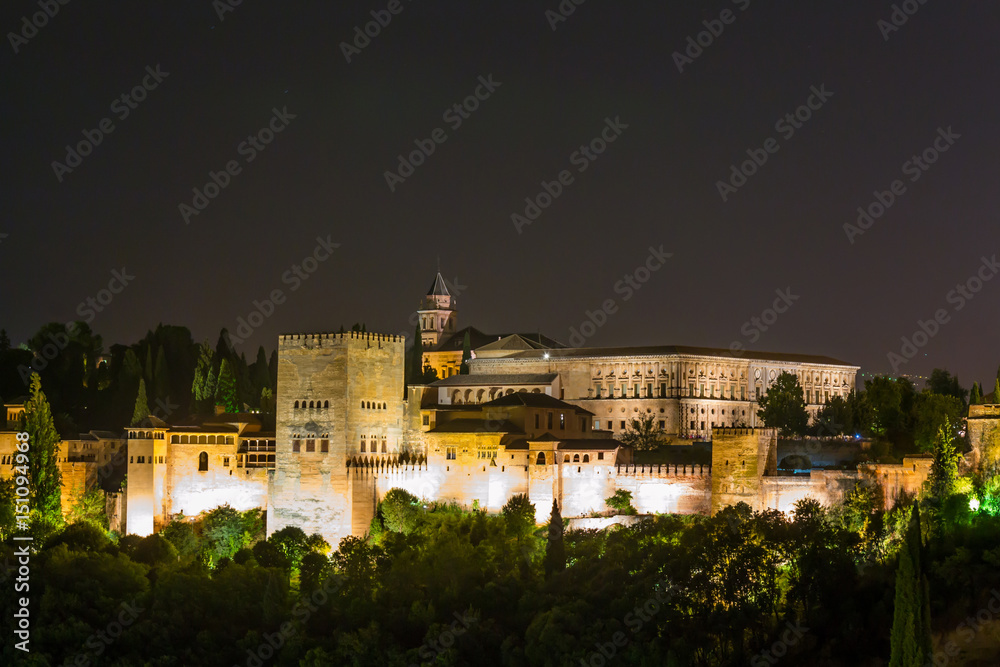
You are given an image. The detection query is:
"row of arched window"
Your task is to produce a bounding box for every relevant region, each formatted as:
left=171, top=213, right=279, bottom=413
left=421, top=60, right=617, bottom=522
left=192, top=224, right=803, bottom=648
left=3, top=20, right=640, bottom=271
left=170, top=434, right=234, bottom=444
left=293, top=400, right=330, bottom=409
left=362, top=401, right=387, bottom=410
left=128, top=430, right=164, bottom=439
left=291, top=433, right=329, bottom=453
left=360, top=436, right=387, bottom=453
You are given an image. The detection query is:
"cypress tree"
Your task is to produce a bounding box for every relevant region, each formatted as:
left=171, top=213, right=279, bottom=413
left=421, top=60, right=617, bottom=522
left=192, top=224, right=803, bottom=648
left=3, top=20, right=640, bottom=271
left=928, top=416, right=960, bottom=502
left=215, top=359, right=238, bottom=413
left=459, top=330, right=472, bottom=374
left=191, top=342, right=213, bottom=404
left=970, top=382, right=982, bottom=405
left=131, top=378, right=150, bottom=426
left=23, top=373, right=62, bottom=521
left=994, top=377, right=1000, bottom=403
left=889, top=508, right=931, bottom=666
left=544, top=499, right=566, bottom=577
left=153, top=346, right=169, bottom=402
left=144, top=345, right=155, bottom=388
left=409, top=325, right=424, bottom=384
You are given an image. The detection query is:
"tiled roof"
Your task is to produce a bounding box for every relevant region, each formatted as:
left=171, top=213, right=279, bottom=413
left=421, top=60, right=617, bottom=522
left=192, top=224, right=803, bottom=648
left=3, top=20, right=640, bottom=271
left=498, top=345, right=855, bottom=366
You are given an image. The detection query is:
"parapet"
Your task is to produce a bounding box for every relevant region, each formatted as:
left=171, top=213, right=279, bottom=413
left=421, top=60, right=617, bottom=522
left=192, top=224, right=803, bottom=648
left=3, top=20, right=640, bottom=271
left=278, top=331, right=405, bottom=350
left=712, top=427, right=776, bottom=437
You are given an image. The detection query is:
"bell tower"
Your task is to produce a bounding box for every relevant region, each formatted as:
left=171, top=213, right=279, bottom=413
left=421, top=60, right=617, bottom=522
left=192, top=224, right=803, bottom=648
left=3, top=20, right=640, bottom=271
left=418, top=272, right=457, bottom=347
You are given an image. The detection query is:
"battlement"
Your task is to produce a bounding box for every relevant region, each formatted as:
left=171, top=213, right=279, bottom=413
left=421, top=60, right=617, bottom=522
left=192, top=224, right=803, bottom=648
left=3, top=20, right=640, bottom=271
left=278, top=331, right=405, bottom=350
left=712, top=427, right=777, bottom=437
left=616, top=463, right=710, bottom=477
left=969, top=404, right=1000, bottom=419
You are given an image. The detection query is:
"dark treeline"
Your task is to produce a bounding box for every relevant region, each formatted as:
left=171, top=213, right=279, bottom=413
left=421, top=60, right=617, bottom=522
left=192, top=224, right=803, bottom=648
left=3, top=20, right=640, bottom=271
left=0, top=324, right=277, bottom=435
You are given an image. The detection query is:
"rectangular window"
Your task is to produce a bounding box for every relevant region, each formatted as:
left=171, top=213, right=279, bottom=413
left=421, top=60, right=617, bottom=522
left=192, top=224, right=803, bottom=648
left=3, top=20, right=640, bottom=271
left=580, top=417, right=586, bottom=431
left=688, top=383, right=695, bottom=397
left=559, top=413, right=565, bottom=429
left=595, top=383, right=602, bottom=398
left=646, top=383, right=652, bottom=397
left=659, top=420, right=665, bottom=429
left=660, top=382, right=666, bottom=397
left=306, top=439, right=315, bottom=452
left=634, top=385, right=640, bottom=398
left=422, top=415, right=430, bottom=426
left=535, top=414, right=539, bottom=429
left=700, top=421, right=705, bottom=430
left=621, top=383, right=627, bottom=396
left=598, top=452, right=604, bottom=460
left=223, top=457, right=230, bottom=467
left=292, top=440, right=301, bottom=453
left=594, top=420, right=600, bottom=430
left=321, top=439, right=329, bottom=453
left=137, top=456, right=145, bottom=464
left=690, top=421, right=695, bottom=430
left=619, top=420, right=625, bottom=430
left=446, top=447, right=456, bottom=460
left=547, top=412, right=553, bottom=429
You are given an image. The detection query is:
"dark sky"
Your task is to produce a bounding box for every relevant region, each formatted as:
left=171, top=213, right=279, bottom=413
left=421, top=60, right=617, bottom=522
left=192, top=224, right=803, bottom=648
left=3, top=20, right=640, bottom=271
left=2, top=1, right=999, bottom=388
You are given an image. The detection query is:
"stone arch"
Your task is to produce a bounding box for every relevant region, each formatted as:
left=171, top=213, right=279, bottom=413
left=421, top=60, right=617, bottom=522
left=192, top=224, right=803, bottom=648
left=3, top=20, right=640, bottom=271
left=180, top=435, right=189, bottom=444
left=198, top=452, right=208, bottom=471
left=563, top=455, right=570, bottom=463
left=324, top=400, right=330, bottom=408
left=226, top=436, right=233, bottom=444
left=294, top=400, right=299, bottom=409
left=505, top=389, right=514, bottom=395
left=583, top=454, right=590, bottom=463
left=464, top=389, right=472, bottom=402
left=171, top=435, right=179, bottom=443
left=535, top=452, right=546, bottom=465
left=573, top=454, right=580, bottom=463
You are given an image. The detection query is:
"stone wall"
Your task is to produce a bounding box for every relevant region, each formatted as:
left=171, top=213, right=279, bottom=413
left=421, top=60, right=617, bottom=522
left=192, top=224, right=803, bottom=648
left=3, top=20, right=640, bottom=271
left=614, top=463, right=712, bottom=515
left=710, top=427, right=777, bottom=513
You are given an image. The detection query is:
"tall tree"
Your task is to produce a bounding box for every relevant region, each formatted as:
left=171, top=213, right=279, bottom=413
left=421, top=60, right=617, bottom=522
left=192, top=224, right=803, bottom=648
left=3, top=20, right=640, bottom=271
left=0, top=329, right=10, bottom=353
left=23, top=373, right=62, bottom=521
left=926, top=416, right=961, bottom=502
left=251, top=346, right=271, bottom=397
left=459, top=330, right=472, bottom=375
left=970, top=382, right=982, bottom=405
left=408, top=325, right=424, bottom=384
left=756, top=371, right=809, bottom=437
left=215, top=359, right=238, bottom=413
left=994, top=377, right=1000, bottom=404
left=544, top=499, right=565, bottom=577
left=889, top=509, right=932, bottom=667
left=926, top=368, right=967, bottom=405
left=153, top=346, right=169, bottom=402
left=911, top=393, right=963, bottom=453
left=617, top=415, right=666, bottom=450
left=191, top=341, right=214, bottom=404
left=143, top=345, right=155, bottom=389
left=131, top=378, right=149, bottom=426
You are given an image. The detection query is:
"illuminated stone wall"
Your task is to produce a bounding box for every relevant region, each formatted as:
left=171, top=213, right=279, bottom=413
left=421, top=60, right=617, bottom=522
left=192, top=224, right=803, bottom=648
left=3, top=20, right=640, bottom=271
left=268, top=331, right=405, bottom=547
left=710, top=427, right=777, bottom=514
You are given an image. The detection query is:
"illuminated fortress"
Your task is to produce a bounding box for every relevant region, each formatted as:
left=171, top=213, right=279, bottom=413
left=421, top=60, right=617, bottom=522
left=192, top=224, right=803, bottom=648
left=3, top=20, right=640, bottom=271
left=117, top=274, right=934, bottom=546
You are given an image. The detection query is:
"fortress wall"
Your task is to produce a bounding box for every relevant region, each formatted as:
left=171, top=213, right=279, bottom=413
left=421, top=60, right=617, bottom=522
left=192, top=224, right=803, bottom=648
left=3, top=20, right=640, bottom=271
left=614, top=464, right=712, bottom=515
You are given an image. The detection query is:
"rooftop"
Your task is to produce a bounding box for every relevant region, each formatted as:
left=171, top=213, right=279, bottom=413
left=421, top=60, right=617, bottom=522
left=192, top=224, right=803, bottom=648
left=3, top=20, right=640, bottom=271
left=492, top=344, right=856, bottom=367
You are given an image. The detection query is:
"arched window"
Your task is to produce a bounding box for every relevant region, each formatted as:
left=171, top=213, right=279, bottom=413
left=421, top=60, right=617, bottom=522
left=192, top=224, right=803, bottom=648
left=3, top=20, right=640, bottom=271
left=583, top=454, right=590, bottom=463
left=361, top=401, right=364, bottom=408
left=180, top=435, right=189, bottom=444
left=226, top=436, right=234, bottom=444
left=573, top=454, right=580, bottom=463
left=535, top=452, right=546, bottom=465
left=308, top=400, right=313, bottom=409
left=208, top=435, right=216, bottom=444
left=381, top=441, right=387, bottom=453
left=361, top=439, right=366, bottom=453
left=197, top=435, right=205, bottom=444
left=563, top=455, right=570, bottom=463
left=198, top=452, right=208, bottom=471
left=171, top=435, right=179, bottom=443
left=324, top=400, right=330, bottom=408
left=294, top=401, right=299, bottom=409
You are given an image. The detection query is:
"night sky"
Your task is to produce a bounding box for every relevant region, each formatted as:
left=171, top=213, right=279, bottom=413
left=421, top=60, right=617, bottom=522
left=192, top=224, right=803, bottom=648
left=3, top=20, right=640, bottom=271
left=2, top=1, right=999, bottom=387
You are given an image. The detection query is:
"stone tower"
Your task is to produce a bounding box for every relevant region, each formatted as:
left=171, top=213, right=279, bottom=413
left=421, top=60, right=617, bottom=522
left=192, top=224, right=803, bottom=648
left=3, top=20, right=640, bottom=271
left=417, top=272, right=456, bottom=347
left=710, top=427, right=777, bottom=514
left=269, top=331, right=405, bottom=547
